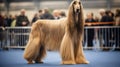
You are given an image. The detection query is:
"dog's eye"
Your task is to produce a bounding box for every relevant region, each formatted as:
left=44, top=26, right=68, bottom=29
left=73, top=1, right=76, bottom=4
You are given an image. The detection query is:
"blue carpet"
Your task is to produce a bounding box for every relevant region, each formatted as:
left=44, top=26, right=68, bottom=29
left=0, top=50, right=120, bottom=67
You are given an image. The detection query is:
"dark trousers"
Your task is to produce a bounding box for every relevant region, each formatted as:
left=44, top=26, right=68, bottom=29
left=113, top=27, right=120, bottom=48
left=98, top=27, right=114, bottom=47
left=85, top=29, right=94, bottom=47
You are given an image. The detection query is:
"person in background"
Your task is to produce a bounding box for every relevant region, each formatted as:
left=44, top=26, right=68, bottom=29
left=98, top=9, right=105, bottom=47
left=85, top=12, right=96, bottom=47
left=100, top=10, right=114, bottom=25
left=114, top=9, right=120, bottom=50
left=60, top=10, right=66, bottom=18
left=39, top=9, right=43, bottom=19
left=4, top=14, right=13, bottom=27
left=9, top=15, right=17, bottom=46
left=0, top=13, right=6, bottom=47
left=16, top=9, right=30, bottom=46
left=85, top=12, right=96, bottom=22
left=3, top=14, right=14, bottom=46
left=94, top=16, right=99, bottom=22
left=99, top=9, right=106, bottom=22
left=99, top=9, right=114, bottom=50
left=0, top=13, right=5, bottom=27
left=32, top=13, right=39, bottom=24
left=115, top=9, right=120, bottom=26
left=11, top=15, right=17, bottom=27
left=40, top=8, right=54, bottom=19
left=16, top=9, right=29, bottom=26
left=52, top=10, right=60, bottom=20
left=7, top=15, right=13, bottom=27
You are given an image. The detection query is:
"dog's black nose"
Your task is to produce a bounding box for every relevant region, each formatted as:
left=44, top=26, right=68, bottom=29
left=76, top=9, right=80, bottom=13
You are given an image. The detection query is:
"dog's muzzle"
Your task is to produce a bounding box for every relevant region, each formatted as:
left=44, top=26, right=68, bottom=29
left=76, top=9, right=80, bottom=13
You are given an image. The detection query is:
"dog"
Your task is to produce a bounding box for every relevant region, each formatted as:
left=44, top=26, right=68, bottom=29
left=23, top=0, right=89, bottom=64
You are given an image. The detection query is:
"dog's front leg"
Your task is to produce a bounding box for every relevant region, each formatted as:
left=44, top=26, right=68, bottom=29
left=60, top=33, right=76, bottom=65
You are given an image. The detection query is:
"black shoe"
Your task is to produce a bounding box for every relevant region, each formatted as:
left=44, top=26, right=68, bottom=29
left=35, top=61, right=43, bottom=64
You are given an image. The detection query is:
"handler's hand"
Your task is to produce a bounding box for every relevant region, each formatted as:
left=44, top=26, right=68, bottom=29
left=22, top=22, right=27, bottom=26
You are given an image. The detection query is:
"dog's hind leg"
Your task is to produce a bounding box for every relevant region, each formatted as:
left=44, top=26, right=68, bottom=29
left=34, top=45, right=46, bottom=63
left=23, top=23, right=41, bottom=64
left=60, top=33, right=76, bottom=64
left=23, top=35, right=41, bottom=64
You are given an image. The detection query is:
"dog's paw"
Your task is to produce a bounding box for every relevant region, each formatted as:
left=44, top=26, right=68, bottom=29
left=27, top=61, right=33, bottom=64
left=61, top=61, right=76, bottom=65
left=76, top=60, right=89, bottom=64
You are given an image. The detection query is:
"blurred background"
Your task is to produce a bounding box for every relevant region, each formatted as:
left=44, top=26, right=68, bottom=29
left=0, top=0, right=120, bottom=21
left=0, top=0, right=120, bottom=50
left=0, top=0, right=120, bottom=67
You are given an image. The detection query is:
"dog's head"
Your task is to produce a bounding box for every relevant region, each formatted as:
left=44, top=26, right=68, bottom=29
left=68, top=0, right=83, bottom=18
left=68, top=0, right=84, bottom=33
left=72, top=0, right=81, bottom=14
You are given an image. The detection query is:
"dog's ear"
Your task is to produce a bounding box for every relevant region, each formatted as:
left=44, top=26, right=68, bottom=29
left=73, top=0, right=76, bottom=5
left=79, top=2, right=82, bottom=13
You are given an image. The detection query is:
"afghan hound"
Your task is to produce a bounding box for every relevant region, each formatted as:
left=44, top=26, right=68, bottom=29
left=23, top=0, right=89, bottom=64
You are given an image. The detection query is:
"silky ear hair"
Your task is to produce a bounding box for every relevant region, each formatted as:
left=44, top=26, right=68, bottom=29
left=60, top=0, right=89, bottom=64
